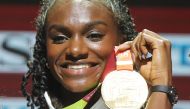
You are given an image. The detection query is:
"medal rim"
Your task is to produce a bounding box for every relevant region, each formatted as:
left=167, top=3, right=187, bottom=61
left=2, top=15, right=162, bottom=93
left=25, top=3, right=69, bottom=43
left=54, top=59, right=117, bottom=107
left=101, top=70, right=149, bottom=109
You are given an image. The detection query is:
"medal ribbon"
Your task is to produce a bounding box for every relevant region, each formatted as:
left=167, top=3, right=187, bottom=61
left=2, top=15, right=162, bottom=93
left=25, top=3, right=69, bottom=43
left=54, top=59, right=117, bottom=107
left=115, top=48, right=133, bottom=71
left=101, top=47, right=133, bottom=81
left=62, top=84, right=101, bottom=109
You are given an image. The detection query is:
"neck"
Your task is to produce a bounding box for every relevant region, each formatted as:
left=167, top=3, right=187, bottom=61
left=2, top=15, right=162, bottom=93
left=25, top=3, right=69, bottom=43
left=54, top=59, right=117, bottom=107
left=47, top=75, right=97, bottom=107
left=49, top=84, right=95, bottom=107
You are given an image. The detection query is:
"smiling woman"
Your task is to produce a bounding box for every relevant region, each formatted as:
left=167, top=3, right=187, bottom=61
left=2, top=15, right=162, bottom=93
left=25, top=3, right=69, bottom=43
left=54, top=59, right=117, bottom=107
left=21, top=0, right=177, bottom=109
left=46, top=0, right=120, bottom=94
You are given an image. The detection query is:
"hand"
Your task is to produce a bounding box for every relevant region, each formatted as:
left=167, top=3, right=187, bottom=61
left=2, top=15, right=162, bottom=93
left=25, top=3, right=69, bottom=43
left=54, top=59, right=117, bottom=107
left=118, top=29, right=172, bottom=86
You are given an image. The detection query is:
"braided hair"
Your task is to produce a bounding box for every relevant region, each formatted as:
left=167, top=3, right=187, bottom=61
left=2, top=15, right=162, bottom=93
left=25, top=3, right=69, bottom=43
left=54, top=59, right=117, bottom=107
left=21, top=0, right=137, bottom=108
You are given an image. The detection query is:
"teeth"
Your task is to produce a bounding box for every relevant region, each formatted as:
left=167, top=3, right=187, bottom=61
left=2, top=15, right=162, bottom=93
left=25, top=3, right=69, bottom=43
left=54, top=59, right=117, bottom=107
left=68, top=64, right=90, bottom=69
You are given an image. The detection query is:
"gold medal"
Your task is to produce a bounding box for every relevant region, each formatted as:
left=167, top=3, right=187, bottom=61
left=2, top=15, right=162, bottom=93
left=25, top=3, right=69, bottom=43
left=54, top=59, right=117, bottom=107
left=101, top=49, right=149, bottom=109
left=101, top=70, right=148, bottom=109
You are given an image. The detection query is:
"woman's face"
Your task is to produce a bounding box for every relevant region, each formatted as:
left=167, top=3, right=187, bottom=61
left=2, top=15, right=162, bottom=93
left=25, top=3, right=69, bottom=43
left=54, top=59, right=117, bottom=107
left=46, top=0, right=120, bottom=92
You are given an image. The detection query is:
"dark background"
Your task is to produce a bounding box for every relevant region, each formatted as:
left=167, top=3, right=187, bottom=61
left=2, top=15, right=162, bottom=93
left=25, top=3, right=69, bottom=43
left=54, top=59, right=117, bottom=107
left=0, top=0, right=190, bottom=7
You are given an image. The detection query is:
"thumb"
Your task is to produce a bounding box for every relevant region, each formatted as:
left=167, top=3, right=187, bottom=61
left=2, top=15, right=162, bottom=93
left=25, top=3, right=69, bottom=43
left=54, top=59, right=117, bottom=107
left=116, top=41, right=132, bottom=53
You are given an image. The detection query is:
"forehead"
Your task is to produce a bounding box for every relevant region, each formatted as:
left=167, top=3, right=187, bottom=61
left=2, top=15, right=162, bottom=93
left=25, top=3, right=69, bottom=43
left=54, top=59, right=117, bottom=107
left=50, top=0, right=106, bottom=11
left=47, top=0, right=114, bottom=20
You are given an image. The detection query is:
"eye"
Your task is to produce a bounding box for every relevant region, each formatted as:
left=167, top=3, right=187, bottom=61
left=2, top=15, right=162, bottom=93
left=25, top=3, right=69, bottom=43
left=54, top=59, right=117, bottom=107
left=52, top=35, right=69, bottom=44
left=87, top=31, right=104, bottom=42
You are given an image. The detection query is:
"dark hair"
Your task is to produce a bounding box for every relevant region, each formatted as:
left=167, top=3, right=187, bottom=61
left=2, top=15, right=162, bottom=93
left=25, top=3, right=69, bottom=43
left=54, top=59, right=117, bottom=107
left=21, top=0, right=137, bottom=108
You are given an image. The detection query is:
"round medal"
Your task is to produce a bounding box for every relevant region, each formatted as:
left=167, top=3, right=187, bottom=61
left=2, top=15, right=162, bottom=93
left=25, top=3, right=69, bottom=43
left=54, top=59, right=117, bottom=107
left=101, top=70, right=148, bottom=109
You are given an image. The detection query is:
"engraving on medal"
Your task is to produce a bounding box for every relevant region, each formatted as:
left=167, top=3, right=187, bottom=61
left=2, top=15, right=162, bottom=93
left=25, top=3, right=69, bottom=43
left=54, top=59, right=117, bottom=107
left=101, top=71, right=148, bottom=109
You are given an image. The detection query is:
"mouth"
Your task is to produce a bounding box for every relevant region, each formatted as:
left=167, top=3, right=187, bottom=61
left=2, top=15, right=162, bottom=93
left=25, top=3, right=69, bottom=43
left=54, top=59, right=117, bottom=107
left=60, top=63, right=98, bottom=70
left=58, top=62, right=101, bottom=78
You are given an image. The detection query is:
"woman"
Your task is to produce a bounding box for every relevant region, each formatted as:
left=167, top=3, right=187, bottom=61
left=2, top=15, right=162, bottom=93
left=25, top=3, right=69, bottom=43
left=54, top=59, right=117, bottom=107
left=21, top=0, right=177, bottom=109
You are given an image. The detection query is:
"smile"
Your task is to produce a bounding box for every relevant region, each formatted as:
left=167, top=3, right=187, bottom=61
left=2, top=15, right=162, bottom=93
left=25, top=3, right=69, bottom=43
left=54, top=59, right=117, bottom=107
left=61, top=63, right=98, bottom=69
left=59, top=62, right=100, bottom=77
left=68, top=64, right=90, bottom=69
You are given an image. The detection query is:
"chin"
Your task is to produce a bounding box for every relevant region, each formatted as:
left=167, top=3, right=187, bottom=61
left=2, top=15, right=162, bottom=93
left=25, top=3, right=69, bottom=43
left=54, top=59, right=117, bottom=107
left=63, top=79, right=99, bottom=93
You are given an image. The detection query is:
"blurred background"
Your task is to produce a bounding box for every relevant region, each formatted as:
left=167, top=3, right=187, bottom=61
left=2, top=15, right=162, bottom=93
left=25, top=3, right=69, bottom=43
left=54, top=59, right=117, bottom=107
left=0, top=0, right=190, bottom=109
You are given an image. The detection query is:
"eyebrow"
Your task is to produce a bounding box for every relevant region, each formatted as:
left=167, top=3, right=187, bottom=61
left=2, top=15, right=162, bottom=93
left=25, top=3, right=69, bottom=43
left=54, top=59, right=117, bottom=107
left=85, top=20, right=107, bottom=28
left=47, top=24, right=71, bottom=34
left=82, top=20, right=108, bottom=34
left=47, top=20, right=108, bottom=34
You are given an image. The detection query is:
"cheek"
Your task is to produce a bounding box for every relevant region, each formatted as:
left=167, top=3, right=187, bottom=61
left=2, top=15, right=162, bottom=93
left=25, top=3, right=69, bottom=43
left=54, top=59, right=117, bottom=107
left=88, top=36, right=118, bottom=59
left=46, top=41, right=56, bottom=62
left=46, top=40, right=65, bottom=66
left=46, top=41, right=67, bottom=79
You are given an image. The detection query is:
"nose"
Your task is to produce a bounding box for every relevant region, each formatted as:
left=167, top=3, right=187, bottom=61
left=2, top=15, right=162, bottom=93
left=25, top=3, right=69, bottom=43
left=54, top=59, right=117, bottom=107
left=66, top=36, right=88, bottom=62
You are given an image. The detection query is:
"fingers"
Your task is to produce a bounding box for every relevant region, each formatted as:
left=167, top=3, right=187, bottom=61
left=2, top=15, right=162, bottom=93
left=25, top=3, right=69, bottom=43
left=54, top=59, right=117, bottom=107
left=117, top=28, right=171, bottom=63
left=141, top=29, right=172, bottom=85
left=135, top=32, right=142, bottom=60
left=118, top=29, right=167, bottom=60
left=135, top=32, right=150, bottom=60
left=117, top=41, right=132, bottom=52
left=140, top=38, right=149, bottom=59
left=131, top=33, right=141, bottom=70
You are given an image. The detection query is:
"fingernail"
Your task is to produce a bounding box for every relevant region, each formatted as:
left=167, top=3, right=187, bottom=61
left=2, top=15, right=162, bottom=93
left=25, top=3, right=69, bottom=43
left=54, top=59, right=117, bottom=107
left=142, top=54, right=146, bottom=60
